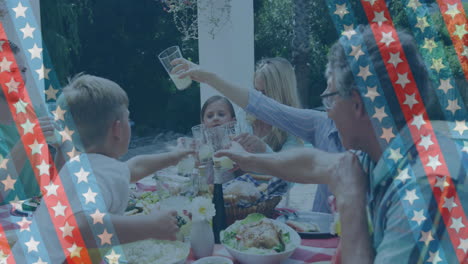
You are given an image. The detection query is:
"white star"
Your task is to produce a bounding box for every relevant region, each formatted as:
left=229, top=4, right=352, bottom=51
left=454, top=24, right=468, bottom=39
left=35, top=64, right=51, bottom=80
left=404, top=189, right=419, bottom=205
left=411, top=114, right=426, bottom=130
left=91, top=209, right=106, bottom=225
left=423, top=38, right=437, bottom=53
left=25, top=238, right=40, bottom=253
left=44, top=85, right=59, bottom=101
left=363, top=0, right=378, bottom=5
left=9, top=196, right=23, bottom=211
left=83, top=188, right=98, bottom=204
left=396, top=73, right=411, bottom=89
left=388, top=148, right=403, bottom=163
left=67, top=243, right=82, bottom=258
left=438, top=79, right=453, bottom=94
left=372, top=11, right=388, bottom=27
left=442, top=196, right=458, bottom=212
left=434, top=176, right=450, bottom=192
left=12, top=2, right=28, bottom=18
left=415, top=17, right=429, bottom=32
left=59, top=127, right=74, bottom=143
left=427, top=250, right=442, bottom=263
left=372, top=106, right=387, bottom=122
left=20, top=23, right=35, bottom=39
left=418, top=134, right=434, bottom=151
left=28, top=140, right=44, bottom=155
left=446, top=99, right=461, bottom=115
left=106, top=250, right=121, bottom=264
left=334, top=4, right=349, bottom=19
left=67, top=148, right=81, bottom=162
left=53, top=106, right=66, bottom=121
left=44, top=182, right=59, bottom=197
left=5, top=77, right=20, bottom=94
left=450, top=217, right=465, bottom=233
left=75, top=168, right=90, bottom=184
left=380, top=31, right=395, bottom=47
left=420, top=230, right=434, bottom=246
left=59, top=222, right=75, bottom=238
left=445, top=3, right=461, bottom=19
left=431, top=58, right=445, bottom=73
left=364, top=86, right=379, bottom=102
left=0, top=57, right=12, bottom=72
left=342, top=24, right=356, bottom=40
left=411, top=210, right=426, bottom=226
left=426, top=155, right=442, bottom=171
left=381, top=127, right=395, bottom=143
left=462, top=145, right=468, bottom=154
left=408, top=0, right=422, bottom=11
left=1, top=175, right=16, bottom=191
left=403, top=93, right=418, bottom=110
left=33, top=257, right=47, bottom=264
left=459, top=238, right=468, bottom=254
left=20, top=119, right=35, bottom=135
left=27, top=44, right=42, bottom=60
left=14, top=99, right=28, bottom=114
left=462, top=45, right=468, bottom=58
left=388, top=52, right=403, bottom=68
left=51, top=201, right=67, bottom=217
left=0, top=156, right=7, bottom=170
left=395, top=168, right=411, bottom=184
left=350, top=45, right=364, bottom=61
left=453, top=120, right=468, bottom=135
left=98, top=229, right=113, bottom=245
left=357, top=65, right=372, bottom=81
left=17, top=217, right=32, bottom=232
left=36, top=160, right=50, bottom=176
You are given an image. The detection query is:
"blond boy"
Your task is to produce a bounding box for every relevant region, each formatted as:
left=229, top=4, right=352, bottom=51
left=12, top=74, right=191, bottom=263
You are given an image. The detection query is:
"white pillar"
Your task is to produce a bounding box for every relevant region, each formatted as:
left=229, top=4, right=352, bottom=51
left=197, top=0, right=254, bottom=121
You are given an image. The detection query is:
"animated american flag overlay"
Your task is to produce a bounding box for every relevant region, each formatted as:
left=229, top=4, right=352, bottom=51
left=0, top=1, right=127, bottom=263
left=328, top=0, right=467, bottom=262
left=0, top=0, right=466, bottom=263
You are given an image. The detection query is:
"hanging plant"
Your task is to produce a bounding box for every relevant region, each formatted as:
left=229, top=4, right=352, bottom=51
left=160, top=0, right=232, bottom=40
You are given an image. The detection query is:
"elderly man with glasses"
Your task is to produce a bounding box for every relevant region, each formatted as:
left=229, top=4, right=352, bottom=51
left=173, top=23, right=468, bottom=263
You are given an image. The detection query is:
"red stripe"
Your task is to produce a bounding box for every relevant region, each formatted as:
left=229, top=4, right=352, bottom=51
left=0, top=23, right=92, bottom=263
left=436, top=0, right=468, bottom=81
left=361, top=1, right=468, bottom=262
left=0, top=223, right=14, bottom=264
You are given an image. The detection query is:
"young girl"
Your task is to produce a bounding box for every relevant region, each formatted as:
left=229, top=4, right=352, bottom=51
left=201, top=95, right=236, bottom=128
left=199, top=95, right=238, bottom=183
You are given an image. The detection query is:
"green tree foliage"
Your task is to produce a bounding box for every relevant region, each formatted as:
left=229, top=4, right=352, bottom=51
left=41, top=0, right=200, bottom=135
left=40, top=0, right=467, bottom=136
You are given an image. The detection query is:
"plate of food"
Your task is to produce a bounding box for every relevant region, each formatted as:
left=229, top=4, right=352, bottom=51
left=276, top=211, right=336, bottom=239
left=108, top=239, right=190, bottom=264
left=221, top=213, right=301, bottom=264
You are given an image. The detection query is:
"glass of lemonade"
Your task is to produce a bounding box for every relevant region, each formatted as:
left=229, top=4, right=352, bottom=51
left=191, top=124, right=213, bottom=165
left=158, top=46, right=192, bottom=90
left=205, top=123, right=237, bottom=171
left=176, top=137, right=196, bottom=176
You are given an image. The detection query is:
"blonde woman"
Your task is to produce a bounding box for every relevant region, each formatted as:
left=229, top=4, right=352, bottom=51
left=236, top=58, right=304, bottom=153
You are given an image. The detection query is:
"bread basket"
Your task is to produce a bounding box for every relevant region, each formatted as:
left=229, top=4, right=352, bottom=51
left=224, top=196, right=281, bottom=225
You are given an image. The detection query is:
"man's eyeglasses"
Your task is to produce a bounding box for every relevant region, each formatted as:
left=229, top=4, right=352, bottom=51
left=320, top=91, right=340, bottom=110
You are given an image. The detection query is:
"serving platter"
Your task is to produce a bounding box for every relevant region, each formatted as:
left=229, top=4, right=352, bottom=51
left=276, top=211, right=337, bottom=239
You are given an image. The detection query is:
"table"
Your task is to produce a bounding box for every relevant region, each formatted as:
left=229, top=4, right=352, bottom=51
left=186, top=237, right=339, bottom=264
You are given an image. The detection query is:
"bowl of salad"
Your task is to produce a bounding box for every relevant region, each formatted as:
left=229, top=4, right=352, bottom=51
left=220, top=213, right=300, bottom=264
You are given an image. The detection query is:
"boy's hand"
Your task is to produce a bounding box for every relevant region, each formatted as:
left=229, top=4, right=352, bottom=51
left=150, top=210, right=180, bottom=241
left=37, top=116, right=62, bottom=148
